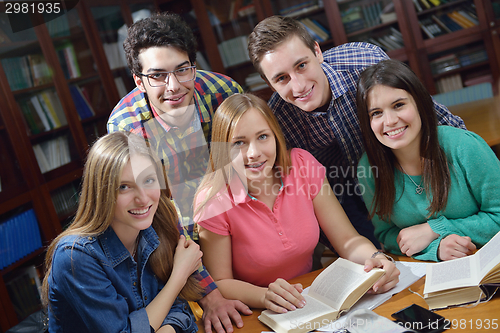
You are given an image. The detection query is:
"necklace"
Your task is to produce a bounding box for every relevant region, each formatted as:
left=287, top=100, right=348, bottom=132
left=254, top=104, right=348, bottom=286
left=131, top=236, right=140, bottom=258
left=400, top=166, right=424, bottom=195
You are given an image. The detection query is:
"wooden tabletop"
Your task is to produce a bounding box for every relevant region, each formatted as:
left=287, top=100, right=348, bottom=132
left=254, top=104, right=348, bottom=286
left=196, top=256, right=500, bottom=332
left=448, top=95, right=500, bottom=147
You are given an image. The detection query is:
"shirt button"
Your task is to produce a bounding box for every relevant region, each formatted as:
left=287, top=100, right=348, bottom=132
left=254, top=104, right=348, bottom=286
left=133, top=282, right=136, bottom=286
left=144, top=296, right=148, bottom=300
left=279, top=232, right=283, bottom=235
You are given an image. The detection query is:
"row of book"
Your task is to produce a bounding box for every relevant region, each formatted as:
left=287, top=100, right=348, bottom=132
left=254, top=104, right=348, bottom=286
left=341, top=1, right=389, bottom=34
left=69, top=85, right=96, bottom=120
left=218, top=35, right=250, bottom=68
left=19, top=90, right=68, bottom=135
left=430, top=47, right=488, bottom=75
left=45, top=13, right=71, bottom=38
left=51, top=181, right=79, bottom=218
left=413, top=0, right=457, bottom=12
left=279, top=0, right=323, bottom=18
left=299, top=18, right=330, bottom=42
left=33, top=135, right=71, bottom=173
left=5, top=265, right=42, bottom=321
left=56, top=41, right=81, bottom=79
left=366, top=27, right=405, bottom=52
left=1, top=54, right=52, bottom=91
left=435, top=73, right=463, bottom=93
left=419, top=7, right=478, bottom=38
left=0, top=209, right=42, bottom=270
left=103, top=42, right=128, bottom=70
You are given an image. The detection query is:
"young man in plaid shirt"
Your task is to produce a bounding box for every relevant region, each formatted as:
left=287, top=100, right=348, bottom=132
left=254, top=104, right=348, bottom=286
left=248, top=16, right=466, bottom=250
left=107, top=12, right=251, bottom=333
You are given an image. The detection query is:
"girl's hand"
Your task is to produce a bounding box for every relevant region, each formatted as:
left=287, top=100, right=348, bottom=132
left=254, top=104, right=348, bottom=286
left=172, top=235, right=203, bottom=280
left=364, top=258, right=400, bottom=294
left=263, top=278, right=306, bottom=313
left=397, top=223, right=439, bottom=257
left=438, top=235, right=476, bottom=261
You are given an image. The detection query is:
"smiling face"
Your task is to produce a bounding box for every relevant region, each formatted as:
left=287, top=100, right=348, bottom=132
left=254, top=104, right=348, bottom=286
left=367, top=85, right=422, bottom=155
left=230, top=108, right=277, bottom=185
left=111, top=155, right=161, bottom=237
left=134, top=46, right=196, bottom=128
left=259, top=36, right=331, bottom=112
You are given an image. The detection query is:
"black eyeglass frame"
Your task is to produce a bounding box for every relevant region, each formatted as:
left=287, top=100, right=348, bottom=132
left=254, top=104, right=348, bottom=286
left=138, top=65, right=197, bottom=87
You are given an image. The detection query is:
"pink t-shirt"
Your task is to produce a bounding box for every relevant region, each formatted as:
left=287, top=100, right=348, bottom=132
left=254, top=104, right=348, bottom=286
left=197, top=148, right=326, bottom=287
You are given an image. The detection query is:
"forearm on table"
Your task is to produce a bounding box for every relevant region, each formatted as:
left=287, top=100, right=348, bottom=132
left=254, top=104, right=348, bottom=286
left=215, top=279, right=266, bottom=309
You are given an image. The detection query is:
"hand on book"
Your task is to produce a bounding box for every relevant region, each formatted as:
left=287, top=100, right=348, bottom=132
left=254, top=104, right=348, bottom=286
left=438, top=234, right=476, bottom=261
left=397, top=222, right=439, bottom=256
left=364, top=258, right=399, bottom=294
left=263, top=278, right=307, bottom=313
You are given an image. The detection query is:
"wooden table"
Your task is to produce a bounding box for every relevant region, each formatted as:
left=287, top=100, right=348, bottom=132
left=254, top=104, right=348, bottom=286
left=448, top=95, right=500, bottom=147
left=196, top=257, right=500, bottom=332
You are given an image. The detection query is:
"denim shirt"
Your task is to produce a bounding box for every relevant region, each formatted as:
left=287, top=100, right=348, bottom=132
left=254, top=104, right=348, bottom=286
left=47, top=226, right=197, bottom=333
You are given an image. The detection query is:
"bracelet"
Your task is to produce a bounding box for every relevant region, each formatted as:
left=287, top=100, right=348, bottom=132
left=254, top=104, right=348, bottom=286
left=371, top=251, right=395, bottom=263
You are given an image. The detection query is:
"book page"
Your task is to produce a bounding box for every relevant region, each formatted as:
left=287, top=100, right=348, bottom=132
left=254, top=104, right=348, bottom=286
left=259, top=294, right=337, bottom=331
left=477, top=231, right=500, bottom=277
left=425, top=231, right=500, bottom=294
left=308, top=258, right=383, bottom=310
left=424, top=256, right=477, bottom=294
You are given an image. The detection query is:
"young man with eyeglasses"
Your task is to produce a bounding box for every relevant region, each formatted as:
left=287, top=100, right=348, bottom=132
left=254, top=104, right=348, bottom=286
left=107, top=12, right=251, bottom=333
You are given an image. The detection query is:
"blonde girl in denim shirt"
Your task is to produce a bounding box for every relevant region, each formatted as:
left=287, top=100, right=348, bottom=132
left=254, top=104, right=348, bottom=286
left=42, top=132, right=203, bottom=333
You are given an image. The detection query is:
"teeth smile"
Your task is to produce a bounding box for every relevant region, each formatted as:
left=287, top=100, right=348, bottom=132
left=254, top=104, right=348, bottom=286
left=129, top=207, right=150, bottom=215
left=297, top=87, right=313, bottom=99
left=386, top=127, right=406, bottom=136
left=246, top=161, right=265, bottom=168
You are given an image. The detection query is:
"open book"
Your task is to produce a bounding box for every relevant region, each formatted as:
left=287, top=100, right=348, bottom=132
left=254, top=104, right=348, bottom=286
left=424, top=231, right=500, bottom=310
left=258, top=258, right=385, bottom=333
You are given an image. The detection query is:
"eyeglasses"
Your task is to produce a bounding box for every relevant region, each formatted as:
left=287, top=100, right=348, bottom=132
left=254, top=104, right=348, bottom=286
left=138, top=66, right=196, bottom=87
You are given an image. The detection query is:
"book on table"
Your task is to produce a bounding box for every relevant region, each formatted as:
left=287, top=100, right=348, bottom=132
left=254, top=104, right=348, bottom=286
left=424, top=231, right=500, bottom=310
left=258, top=258, right=385, bottom=333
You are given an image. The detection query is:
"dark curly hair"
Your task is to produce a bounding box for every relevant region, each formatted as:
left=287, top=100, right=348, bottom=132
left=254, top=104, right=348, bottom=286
left=124, top=12, right=197, bottom=75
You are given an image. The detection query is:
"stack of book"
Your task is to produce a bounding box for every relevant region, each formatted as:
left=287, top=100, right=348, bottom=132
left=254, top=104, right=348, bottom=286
left=299, top=18, right=330, bottom=42
left=245, top=72, right=267, bottom=92
left=18, top=90, right=68, bottom=135
left=435, top=73, right=463, bottom=93
left=430, top=54, right=461, bottom=75
left=5, top=265, right=42, bottom=321
left=0, top=209, right=42, bottom=269
left=341, top=6, right=365, bottom=34
left=32, top=135, right=71, bottom=173
left=367, top=27, right=405, bottom=52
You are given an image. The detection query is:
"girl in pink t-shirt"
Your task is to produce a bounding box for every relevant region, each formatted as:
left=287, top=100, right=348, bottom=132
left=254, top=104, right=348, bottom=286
left=194, top=93, right=399, bottom=314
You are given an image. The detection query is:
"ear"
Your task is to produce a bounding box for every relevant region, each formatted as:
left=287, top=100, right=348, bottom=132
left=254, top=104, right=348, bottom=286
left=313, top=42, right=324, bottom=63
left=133, top=73, right=147, bottom=93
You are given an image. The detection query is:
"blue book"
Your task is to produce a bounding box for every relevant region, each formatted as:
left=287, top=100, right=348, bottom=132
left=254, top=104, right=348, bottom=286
left=69, top=85, right=94, bottom=120
left=438, top=14, right=462, bottom=32
left=0, top=222, right=5, bottom=269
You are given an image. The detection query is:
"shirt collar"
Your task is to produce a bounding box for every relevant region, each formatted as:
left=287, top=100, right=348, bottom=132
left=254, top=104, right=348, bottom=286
left=99, top=226, right=159, bottom=267
left=321, top=62, right=349, bottom=102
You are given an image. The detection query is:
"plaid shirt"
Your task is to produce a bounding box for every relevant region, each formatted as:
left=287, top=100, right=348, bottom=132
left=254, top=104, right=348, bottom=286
left=108, top=70, right=243, bottom=294
left=269, top=42, right=466, bottom=189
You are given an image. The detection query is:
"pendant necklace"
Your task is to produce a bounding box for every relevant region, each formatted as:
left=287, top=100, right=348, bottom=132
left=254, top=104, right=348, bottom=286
left=400, top=166, right=424, bottom=195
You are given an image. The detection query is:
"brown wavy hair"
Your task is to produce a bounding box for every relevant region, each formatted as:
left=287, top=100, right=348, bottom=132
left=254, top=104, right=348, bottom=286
left=356, top=60, right=450, bottom=221
left=42, top=132, right=203, bottom=308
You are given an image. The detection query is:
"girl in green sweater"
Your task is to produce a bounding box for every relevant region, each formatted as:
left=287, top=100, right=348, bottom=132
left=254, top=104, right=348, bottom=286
left=356, top=59, right=500, bottom=262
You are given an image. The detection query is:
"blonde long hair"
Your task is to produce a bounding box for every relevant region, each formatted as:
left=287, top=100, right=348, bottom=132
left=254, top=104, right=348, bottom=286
left=42, top=132, right=203, bottom=307
left=194, top=93, right=291, bottom=220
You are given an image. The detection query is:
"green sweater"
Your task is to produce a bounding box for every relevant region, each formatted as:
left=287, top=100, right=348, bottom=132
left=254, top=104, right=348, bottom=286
left=357, top=126, right=500, bottom=261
